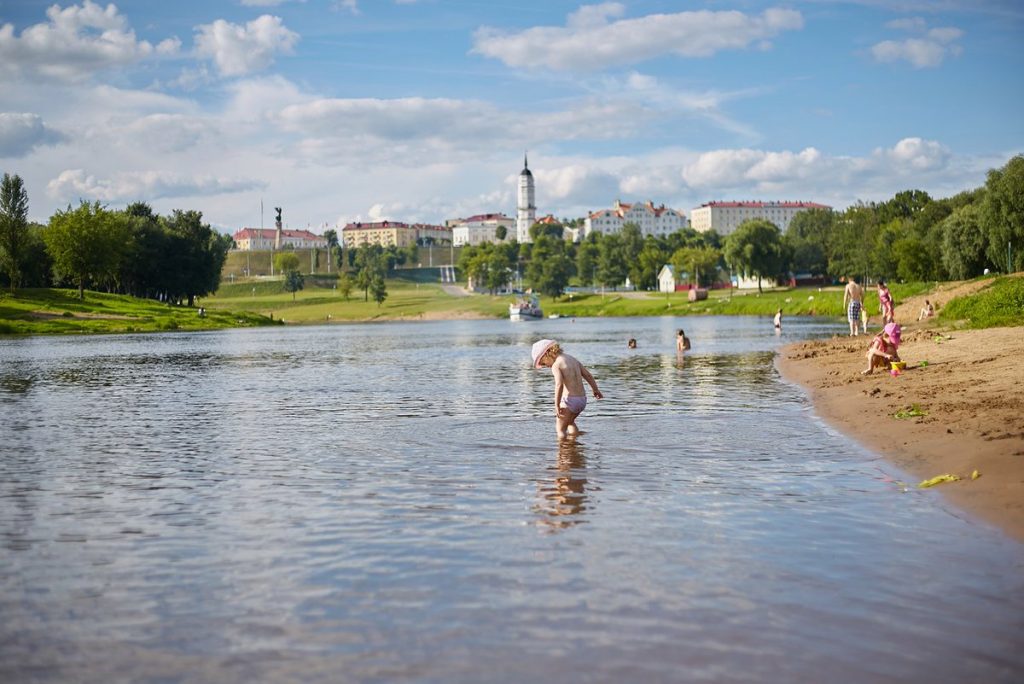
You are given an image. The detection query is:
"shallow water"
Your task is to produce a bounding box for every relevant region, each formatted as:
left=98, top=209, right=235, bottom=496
left=1, top=316, right=1022, bottom=683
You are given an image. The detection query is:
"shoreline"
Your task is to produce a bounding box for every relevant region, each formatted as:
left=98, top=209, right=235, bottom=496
left=776, top=323, right=1024, bottom=543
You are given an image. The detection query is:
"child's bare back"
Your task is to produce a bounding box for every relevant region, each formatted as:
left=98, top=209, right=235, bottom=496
left=532, top=339, right=603, bottom=439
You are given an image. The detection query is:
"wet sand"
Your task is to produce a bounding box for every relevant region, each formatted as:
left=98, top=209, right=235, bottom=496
left=777, top=287, right=1024, bottom=542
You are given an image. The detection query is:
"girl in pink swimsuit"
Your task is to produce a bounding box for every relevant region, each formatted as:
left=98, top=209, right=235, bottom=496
left=532, top=339, right=604, bottom=438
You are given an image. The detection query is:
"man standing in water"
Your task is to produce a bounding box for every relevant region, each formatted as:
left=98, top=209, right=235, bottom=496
left=843, top=277, right=864, bottom=336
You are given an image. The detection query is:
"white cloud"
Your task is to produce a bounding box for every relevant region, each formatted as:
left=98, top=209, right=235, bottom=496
left=275, top=96, right=653, bottom=164
left=241, top=0, right=307, bottom=6
left=47, top=169, right=264, bottom=203
left=871, top=19, right=963, bottom=68
left=117, top=114, right=218, bottom=153
left=472, top=7, right=803, bottom=71
left=885, top=17, right=928, bottom=31
left=194, top=15, right=299, bottom=77
left=0, top=113, right=65, bottom=158
left=0, top=0, right=173, bottom=82
left=334, top=0, right=360, bottom=14
left=878, top=137, right=951, bottom=170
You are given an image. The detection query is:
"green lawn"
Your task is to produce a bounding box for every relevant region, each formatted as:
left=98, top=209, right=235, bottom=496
left=938, top=275, right=1024, bottom=329
left=0, top=278, right=947, bottom=336
left=207, top=278, right=509, bottom=322
left=0, top=289, right=276, bottom=335
left=207, top=276, right=934, bottom=323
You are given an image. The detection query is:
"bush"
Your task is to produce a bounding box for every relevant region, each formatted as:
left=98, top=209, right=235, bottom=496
left=939, top=276, right=1024, bottom=328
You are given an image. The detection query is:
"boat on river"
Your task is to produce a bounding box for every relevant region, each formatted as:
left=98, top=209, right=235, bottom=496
left=509, top=295, right=543, bottom=321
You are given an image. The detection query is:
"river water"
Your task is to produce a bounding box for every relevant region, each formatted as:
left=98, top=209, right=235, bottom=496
left=1, top=316, right=1022, bottom=683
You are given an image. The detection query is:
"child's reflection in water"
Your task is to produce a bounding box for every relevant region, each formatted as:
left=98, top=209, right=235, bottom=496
left=534, top=440, right=591, bottom=530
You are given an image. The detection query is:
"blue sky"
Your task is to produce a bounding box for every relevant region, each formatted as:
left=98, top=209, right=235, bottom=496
left=1, top=0, right=1022, bottom=233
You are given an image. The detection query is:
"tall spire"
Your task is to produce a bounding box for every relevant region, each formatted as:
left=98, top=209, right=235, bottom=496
left=524, top=152, right=528, bottom=170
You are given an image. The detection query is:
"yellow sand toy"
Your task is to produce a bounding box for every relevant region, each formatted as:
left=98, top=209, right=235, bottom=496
left=891, top=361, right=907, bottom=371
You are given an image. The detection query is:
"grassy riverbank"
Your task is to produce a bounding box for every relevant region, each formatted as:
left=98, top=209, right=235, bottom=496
left=206, top=274, right=932, bottom=323
left=4, top=277, right=996, bottom=335
left=0, top=289, right=276, bottom=335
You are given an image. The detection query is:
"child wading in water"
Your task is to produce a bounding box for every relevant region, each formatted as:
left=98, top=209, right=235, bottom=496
left=862, top=322, right=902, bottom=375
left=532, top=339, right=603, bottom=439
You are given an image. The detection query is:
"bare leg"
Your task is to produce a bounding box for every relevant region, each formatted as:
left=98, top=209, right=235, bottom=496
left=557, top=410, right=580, bottom=438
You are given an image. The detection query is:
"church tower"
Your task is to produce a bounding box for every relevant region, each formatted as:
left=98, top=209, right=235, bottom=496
left=516, top=154, right=536, bottom=243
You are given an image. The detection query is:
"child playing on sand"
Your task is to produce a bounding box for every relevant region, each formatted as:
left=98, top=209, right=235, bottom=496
left=862, top=322, right=902, bottom=375
left=532, top=339, right=603, bottom=439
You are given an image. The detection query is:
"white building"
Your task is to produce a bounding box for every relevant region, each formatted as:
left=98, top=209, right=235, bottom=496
left=583, top=200, right=687, bottom=239
left=448, top=213, right=515, bottom=246
left=658, top=265, right=677, bottom=293
left=516, top=155, right=536, bottom=243
left=690, top=201, right=831, bottom=237
left=232, top=227, right=327, bottom=251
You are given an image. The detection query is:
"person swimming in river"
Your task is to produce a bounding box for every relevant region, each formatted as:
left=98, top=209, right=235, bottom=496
left=676, top=329, right=691, bottom=352
left=532, top=339, right=603, bottom=439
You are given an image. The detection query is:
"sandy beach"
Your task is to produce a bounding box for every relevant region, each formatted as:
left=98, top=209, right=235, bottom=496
left=777, top=282, right=1024, bottom=542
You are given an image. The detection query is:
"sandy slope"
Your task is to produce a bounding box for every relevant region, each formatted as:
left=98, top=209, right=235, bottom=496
left=777, top=309, right=1024, bottom=542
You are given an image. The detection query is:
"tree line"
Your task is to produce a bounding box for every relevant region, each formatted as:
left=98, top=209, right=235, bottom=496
left=0, top=175, right=230, bottom=304
left=456, top=155, right=1024, bottom=297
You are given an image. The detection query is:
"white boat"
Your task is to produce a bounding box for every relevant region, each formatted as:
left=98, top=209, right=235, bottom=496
left=509, top=295, right=543, bottom=320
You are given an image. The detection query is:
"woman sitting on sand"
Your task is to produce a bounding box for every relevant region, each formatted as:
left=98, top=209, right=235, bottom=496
left=863, top=322, right=901, bottom=375
left=918, top=300, right=935, bottom=321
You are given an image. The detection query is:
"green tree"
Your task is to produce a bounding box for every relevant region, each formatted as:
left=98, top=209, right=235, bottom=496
left=526, top=234, right=573, bottom=298
left=529, top=220, right=564, bottom=241
left=353, top=244, right=385, bottom=301
left=162, top=209, right=229, bottom=306
left=495, top=225, right=507, bottom=241
left=892, top=236, right=932, bottom=282
left=620, top=223, right=644, bottom=284
left=596, top=233, right=628, bottom=288
left=370, top=274, right=387, bottom=306
left=485, top=247, right=512, bottom=293
left=274, top=251, right=300, bottom=273
left=671, top=246, right=722, bottom=287
left=118, top=202, right=168, bottom=299
left=0, top=173, right=30, bottom=292
left=19, top=225, right=52, bottom=288
left=723, top=219, right=787, bottom=293
left=828, top=204, right=877, bottom=279
left=284, top=270, right=304, bottom=300
left=785, top=207, right=833, bottom=275
left=43, top=201, right=129, bottom=299
left=871, top=219, right=905, bottom=280
left=877, top=189, right=933, bottom=223
left=337, top=271, right=353, bottom=300
left=980, top=155, right=1024, bottom=272
left=575, top=235, right=599, bottom=286
left=941, top=205, right=991, bottom=279
left=634, top=237, right=667, bottom=290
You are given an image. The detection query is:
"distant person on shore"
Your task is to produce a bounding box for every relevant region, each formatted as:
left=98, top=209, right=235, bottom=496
left=628, top=338, right=637, bottom=349
left=918, top=300, right=935, bottom=321
left=863, top=322, right=902, bottom=375
left=843, top=277, right=864, bottom=336
left=877, top=280, right=895, bottom=324
left=676, top=329, right=691, bottom=352
left=532, top=339, right=603, bottom=439
left=774, top=308, right=782, bottom=330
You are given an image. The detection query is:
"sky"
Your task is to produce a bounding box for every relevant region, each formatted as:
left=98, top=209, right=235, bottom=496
left=1, top=0, right=1022, bottom=234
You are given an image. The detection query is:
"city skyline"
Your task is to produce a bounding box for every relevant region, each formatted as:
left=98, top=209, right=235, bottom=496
left=1, top=0, right=1021, bottom=233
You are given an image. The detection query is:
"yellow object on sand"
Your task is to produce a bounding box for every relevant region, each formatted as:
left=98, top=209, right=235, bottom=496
left=891, top=361, right=906, bottom=371
left=971, top=469, right=981, bottom=480
left=918, top=473, right=960, bottom=488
